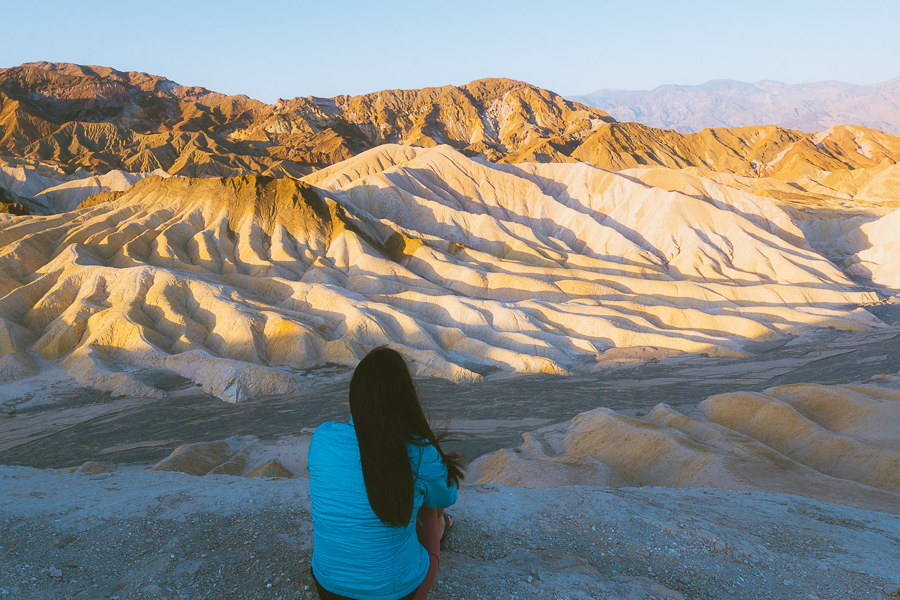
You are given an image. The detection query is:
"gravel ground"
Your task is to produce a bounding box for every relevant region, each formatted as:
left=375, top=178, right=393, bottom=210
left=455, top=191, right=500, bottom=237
left=1, top=467, right=899, bottom=600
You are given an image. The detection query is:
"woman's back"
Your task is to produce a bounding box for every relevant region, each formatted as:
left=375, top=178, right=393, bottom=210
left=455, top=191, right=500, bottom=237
left=308, top=419, right=457, bottom=600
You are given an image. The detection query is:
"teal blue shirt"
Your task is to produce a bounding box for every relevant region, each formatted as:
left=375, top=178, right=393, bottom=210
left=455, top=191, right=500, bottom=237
left=308, top=420, right=457, bottom=600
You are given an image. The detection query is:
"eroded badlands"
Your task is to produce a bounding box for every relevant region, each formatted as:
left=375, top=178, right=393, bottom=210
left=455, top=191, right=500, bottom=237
left=0, top=144, right=891, bottom=402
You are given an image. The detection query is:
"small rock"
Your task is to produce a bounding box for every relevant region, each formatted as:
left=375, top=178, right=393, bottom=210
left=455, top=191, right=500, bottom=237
left=247, top=460, right=293, bottom=478
left=714, top=540, right=727, bottom=552
left=48, top=568, right=62, bottom=578
left=207, top=452, right=248, bottom=476
left=150, top=441, right=234, bottom=476
left=649, top=583, right=684, bottom=599
left=883, top=585, right=900, bottom=597
left=526, top=575, right=533, bottom=583
left=70, top=461, right=112, bottom=475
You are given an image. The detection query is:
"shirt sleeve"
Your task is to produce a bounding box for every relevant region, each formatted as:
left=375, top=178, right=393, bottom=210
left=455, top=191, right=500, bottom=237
left=306, top=425, right=325, bottom=476
left=415, top=444, right=458, bottom=509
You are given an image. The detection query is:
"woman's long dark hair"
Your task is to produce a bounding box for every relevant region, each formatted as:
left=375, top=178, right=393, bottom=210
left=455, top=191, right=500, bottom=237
left=349, top=347, right=464, bottom=527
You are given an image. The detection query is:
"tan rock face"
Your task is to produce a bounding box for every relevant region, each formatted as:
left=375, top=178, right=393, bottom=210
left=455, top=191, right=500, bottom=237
left=0, top=352, right=38, bottom=384
left=146, top=436, right=310, bottom=477
left=571, top=122, right=900, bottom=181
left=207, top=453, right=248, bottom=476
left=1, top=156, right=167, bottom=216
left=0, top=185, right=30, bottom=216
left=473, top=375, right=900, bottom=514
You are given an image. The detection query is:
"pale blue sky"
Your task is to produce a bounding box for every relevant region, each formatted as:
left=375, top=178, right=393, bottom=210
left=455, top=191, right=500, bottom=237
left=3, top=0, right=898, bottom=102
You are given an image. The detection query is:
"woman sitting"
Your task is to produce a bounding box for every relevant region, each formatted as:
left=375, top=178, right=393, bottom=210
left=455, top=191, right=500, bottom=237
left=308, top=347, right=463, bottom=600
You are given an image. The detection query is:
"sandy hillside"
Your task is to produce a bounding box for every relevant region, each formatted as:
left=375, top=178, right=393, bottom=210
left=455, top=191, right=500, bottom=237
left=0, top=63, right=614, bottom=176
left=5, top=63, right=900, bottom=181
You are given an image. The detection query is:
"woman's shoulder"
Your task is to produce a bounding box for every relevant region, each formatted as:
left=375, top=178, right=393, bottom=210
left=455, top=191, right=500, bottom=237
left=309, top=421, right=355, bottom=451
left=312, top=420, right=352, bottom=435
left=308, top=421, right=358, bottom=472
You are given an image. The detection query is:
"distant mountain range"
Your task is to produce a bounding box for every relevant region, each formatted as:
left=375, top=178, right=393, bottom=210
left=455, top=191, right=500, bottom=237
left=568, top=78, right=900, bottom=135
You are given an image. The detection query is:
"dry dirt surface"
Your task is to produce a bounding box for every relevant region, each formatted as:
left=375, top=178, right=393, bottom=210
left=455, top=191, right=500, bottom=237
left=1, top=466, right=899, bottom=600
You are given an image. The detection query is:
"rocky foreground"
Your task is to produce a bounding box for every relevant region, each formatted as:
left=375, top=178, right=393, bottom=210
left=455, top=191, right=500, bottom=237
left=1, top=466, right=899, bottom=600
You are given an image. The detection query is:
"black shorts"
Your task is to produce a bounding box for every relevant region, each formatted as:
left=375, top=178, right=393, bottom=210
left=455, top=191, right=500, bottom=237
left=310, top=567, right=418, bottom=600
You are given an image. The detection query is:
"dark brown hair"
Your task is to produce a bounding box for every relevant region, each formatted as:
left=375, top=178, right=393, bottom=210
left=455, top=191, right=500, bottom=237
left=349, top=347, right=464, bottom=527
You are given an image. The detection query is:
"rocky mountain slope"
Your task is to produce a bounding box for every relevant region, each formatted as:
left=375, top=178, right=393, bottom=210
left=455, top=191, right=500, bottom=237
left=0, top=62, right=614, bottom=176
left=568, top=122, right=900, bottom=180
left=570, top=77, right=900, bottom=135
